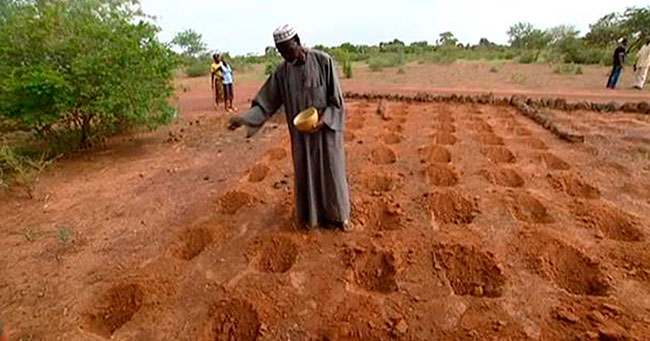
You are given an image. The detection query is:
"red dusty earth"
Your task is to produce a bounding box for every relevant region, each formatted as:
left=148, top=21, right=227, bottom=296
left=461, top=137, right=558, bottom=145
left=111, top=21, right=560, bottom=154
left=1, top=74, right=650, bottom=340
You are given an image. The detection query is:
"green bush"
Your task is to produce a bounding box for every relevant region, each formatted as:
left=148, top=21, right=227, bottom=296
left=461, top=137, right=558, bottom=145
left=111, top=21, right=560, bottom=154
left=343, top=59, right=354, bottom=79
left=553, top=63, right=577, bottom=74
left=185, top=60, right=209, bottom=77
left=265, top=58, right=282, bottom=76
left=367, top=53, right=405, bottom=71
left=0, top=0, right=178, bottom=149
left=518, top=51, right=538, bottom=64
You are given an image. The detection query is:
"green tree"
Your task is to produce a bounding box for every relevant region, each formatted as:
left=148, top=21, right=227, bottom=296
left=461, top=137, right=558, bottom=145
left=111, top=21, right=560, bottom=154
left=437, top=32, right=459, bottom=46
left=507, top=22, right=551, bottom=50
left=171, top=29, right=207, bottom=59
left=0, top=0, right=177, bottom=148
left=585, top=13, right=624, bottom=47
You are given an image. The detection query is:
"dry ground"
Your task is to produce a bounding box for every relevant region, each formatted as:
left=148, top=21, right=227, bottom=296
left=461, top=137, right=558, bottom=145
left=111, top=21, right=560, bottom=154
left=1, top=62, right=650, bottom=340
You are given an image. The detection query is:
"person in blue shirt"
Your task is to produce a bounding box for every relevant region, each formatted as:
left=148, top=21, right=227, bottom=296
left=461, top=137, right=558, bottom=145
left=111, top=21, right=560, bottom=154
left=218, top=56, right=237, bottom=113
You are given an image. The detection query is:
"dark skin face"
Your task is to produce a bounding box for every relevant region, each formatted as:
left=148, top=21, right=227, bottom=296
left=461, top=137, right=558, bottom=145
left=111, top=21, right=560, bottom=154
left=276, top=38, right=306, bottom=65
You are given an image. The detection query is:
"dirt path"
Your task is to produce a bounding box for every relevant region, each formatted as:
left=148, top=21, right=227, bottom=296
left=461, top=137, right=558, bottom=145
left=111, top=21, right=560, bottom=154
left=1, top=74, right=650, bottom=340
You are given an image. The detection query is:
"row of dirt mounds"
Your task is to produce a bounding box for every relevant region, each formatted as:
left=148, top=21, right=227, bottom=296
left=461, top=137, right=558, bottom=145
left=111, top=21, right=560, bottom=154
left=343, top=91, right=650, bottom=114
left=72, top=97, right=650, bottom=341
left=7, top=88, right=650, bottom=340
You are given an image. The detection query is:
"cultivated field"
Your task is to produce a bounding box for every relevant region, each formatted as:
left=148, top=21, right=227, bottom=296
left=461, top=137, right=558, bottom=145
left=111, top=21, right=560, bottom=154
left=1, top=62, right=650, bottom=340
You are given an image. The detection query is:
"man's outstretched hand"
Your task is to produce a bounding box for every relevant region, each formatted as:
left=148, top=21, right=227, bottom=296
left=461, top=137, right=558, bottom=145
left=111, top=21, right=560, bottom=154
left=228, top=115, right=245, bottom=130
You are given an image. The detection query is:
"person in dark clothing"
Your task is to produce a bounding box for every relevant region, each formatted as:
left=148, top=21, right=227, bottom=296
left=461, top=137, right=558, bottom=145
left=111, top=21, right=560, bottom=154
left=607, top=38, right=628, bottom=89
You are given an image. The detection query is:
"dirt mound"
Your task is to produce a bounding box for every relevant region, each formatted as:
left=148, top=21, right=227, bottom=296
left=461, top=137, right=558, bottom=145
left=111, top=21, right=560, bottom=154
left=265, top=148, right=287, bottom=161
left=456, top=302, right=531, bottom=340
left=82, top=283, right=145, bottom=338
left=420, top=145, right=452, bottom=163
left=434, top=122, right=456, bottom=133
left=354, top=250, right=399, bottom=293
left=474, top=133, right=504, bottom=145
left=434, top=244, right=506, bottom=297
left=572, top=201, right=644, bottom=241
left=424, top=190, right=477, bottom=224
left=370, top=145, right=397, bottom=165
left=348, top=118, right=365, bottom=130
left=482, top=147, right=516, bottom=163
left=540, top=153, right=570, bottom=170
left=515, top=127, right=532, bottom=136
left=324, top=295, right=390, bottom=340
left=382, top=132, right=402, bottom=145
left=473, top=121, right=494, bottom=133
left=426, top=164, right=459, bottom=186
left=248, top=164, right=270, bottom=183
left=362, top=173, right=396, bottom=192
left=386, top=123, right=404, bottom=133
left=247, top=235, right=298, bottom=273
left=522, top=137, right=548, bottom=150
left=547, top=173, right=600, bottom=199
left=217, top=190, right=254, bottom=215
left=509, top=191, right=553, bottom=224
left=369, top=200, right=404, bottom=231
left=519, top=232, right=609, bottom=296
left=169, top=227, right=213, bottom=260
left=203, top=299, right=260, bottom=341
left=432, top=132, right=457, bottom=145
left=480, top=168, right=525, bottom=188
left=344, top=131, right=356, bottom=142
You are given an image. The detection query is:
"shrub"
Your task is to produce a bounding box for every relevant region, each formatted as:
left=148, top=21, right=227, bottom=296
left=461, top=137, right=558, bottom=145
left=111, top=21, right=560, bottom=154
left=518, top=51, right=538, bottom=64
left=265, top=58, right=282, bottom=76
left=0, top=0, right=178, bottom=149
left=185, top=60, right=209, bottom=77
left=343, top=59, right=354, bottom=79
left=553, top=63, right=577, bottom=75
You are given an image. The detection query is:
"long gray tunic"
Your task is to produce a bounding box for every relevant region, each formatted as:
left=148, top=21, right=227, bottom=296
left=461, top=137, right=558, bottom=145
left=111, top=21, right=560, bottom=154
left=241, top=49, right=350, bottom=227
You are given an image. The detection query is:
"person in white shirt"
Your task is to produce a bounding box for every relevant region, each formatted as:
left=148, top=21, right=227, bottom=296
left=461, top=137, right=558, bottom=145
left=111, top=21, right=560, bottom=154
left=633, top=39, right=650, bottom=90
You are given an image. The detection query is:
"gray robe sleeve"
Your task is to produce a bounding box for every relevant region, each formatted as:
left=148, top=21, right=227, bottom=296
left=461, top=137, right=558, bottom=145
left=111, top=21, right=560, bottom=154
left=241, top=68, right=284, bottom=135
left=321, top=57, right=345, bottom=131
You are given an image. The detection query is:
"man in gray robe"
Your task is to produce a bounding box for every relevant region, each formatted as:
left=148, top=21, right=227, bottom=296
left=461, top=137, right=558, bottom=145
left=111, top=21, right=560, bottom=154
left=228, top=25, right=351, bottom=231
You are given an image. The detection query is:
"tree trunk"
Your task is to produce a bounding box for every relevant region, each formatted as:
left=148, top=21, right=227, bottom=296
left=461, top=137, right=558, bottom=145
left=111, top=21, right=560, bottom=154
left=80, top=115, right=92, bottom=149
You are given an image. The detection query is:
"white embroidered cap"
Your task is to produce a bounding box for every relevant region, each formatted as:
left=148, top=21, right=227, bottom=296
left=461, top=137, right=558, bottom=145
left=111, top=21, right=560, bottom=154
left=273, top=24, right=297, bottom=44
